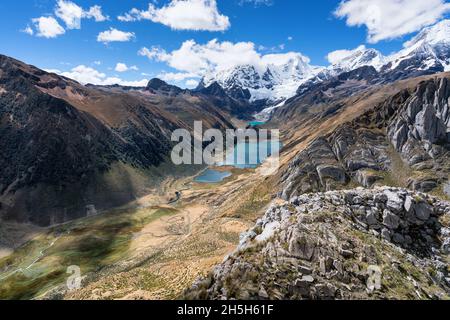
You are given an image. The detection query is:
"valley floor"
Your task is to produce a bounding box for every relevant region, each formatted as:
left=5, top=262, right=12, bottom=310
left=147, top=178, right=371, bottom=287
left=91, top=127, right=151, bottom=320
left=0, top=165, right=273, bottom=300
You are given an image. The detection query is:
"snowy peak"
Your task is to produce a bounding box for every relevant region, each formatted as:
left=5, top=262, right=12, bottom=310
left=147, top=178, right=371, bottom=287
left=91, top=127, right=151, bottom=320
left=201, top=20, right=450, bottom=106
left=388, top=19, right=450, bottom=72
left=404, top=19, right=450, bottom=48
left=202, top=54, right=322, bottom=103
left=329, top=46, right=386, bottom=74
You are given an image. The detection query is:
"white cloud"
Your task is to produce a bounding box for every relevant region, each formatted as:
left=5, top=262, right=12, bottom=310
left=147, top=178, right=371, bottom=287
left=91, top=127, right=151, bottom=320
left=55, top=0, right=84, bottom=29
left=44, top=68, right=62, bottom=74
left=115, top=63, right=139, bottom=72
left=21, top=26, right=34, bottom=35
left=327, top=45, right=367, bottom=64
left=335, top=0, right=450, bottom=43
left=139, top=39, right=309, bottom=77
left=55, top=0, right=108, bottom=29
left=115, top=63, right=129, bottom=72
left=60, top=65, right=148, bottom=86
left=84, top=5, right=109, bottom=22
left=32, top=16, right=66, bottom=38
left=97, top=28, right=135, bottom=43
left=157, top=71, right=199, bottom=82
left=118, top=0, right=230, bottom=31
left=287, top=36, right=293, bottom=41
left=186, top=79, right=199, bottom=87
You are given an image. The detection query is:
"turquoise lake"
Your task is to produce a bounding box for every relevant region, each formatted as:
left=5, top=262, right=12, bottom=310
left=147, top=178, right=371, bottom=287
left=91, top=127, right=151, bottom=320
left=194, top=169, right=232, bottom=183
left=248, top=121, right=266, bottom=127
left=194, top=140, right=281, bottom=183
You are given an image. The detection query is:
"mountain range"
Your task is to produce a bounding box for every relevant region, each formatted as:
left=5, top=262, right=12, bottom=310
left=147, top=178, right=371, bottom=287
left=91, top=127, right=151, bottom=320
left=0, top=55, right=248, bottom=225
left=0, top=17, right=450, bottom=301
left=199, top=19, right=450, bottom=119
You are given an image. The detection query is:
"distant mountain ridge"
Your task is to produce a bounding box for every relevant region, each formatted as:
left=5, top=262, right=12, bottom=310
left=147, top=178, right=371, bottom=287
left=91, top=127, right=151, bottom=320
left=200, top=20, right=450, bottom=111
left=0, top=55, right=238, bottom=226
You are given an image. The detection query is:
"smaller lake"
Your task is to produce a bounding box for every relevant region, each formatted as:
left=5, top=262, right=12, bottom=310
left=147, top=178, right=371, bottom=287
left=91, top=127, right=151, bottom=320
left=248, top=121, right=266, bottom=127
left=194, top=169, right=232, bottom=183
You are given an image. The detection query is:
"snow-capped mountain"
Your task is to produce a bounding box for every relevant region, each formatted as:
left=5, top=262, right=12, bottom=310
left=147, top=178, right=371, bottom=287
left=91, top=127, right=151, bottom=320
left=200, top=53, right=324, bottom=103
left=328, top=46, right=386, bottom=75
left=200, top=19, right=450, bottom=113
left=386, top=19, right=450, bottom=75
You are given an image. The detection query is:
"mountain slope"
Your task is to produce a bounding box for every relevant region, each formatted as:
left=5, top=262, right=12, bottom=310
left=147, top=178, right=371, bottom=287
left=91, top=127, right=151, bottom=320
left=278, top=74, right=450, bottom=200
left=0, top=55, right=234, bottom=226
left=185, top=187, right=450, bottom=300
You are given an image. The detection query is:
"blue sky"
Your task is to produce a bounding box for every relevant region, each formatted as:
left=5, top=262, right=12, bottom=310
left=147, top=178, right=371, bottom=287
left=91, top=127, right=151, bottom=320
left=0, top=0, right=449, bottom=87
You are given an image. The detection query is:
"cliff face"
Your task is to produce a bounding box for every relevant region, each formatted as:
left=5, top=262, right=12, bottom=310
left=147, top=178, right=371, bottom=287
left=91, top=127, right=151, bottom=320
left=279, top=75, right=450, bottom=200
left=185, top=187, right=450, bottom=300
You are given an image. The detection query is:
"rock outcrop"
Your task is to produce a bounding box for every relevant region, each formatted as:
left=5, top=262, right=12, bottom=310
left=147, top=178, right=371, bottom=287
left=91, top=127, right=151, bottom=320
left=185, top=187, right=450, bottom=300
left=280, top=76, right=450, bottom=199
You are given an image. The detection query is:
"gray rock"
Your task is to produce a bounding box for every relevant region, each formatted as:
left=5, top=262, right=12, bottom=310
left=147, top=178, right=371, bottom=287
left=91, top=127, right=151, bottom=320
left=316, top=164, right=347, bottom=184
left=442, top=238, right=450, bottom=254
left=355, top=169, right=383, bottom=188
left=86, top=205, right=97, bottom=216
left=384, top=190, right=404, bottom=212
left=366, top=211, right=380, bottom=226
left=392, top=233, right=405, bottom=244
left=298, top=265, right=313, bottom=275
left=415, top=202, right=432, bottom=221
left=404, top=196, right=414, bottom=212
left=289, top=234, right=315, bottom=261
left=381, top=228, right=392, bottom=241
left=383, top=210, right=400, bottom=230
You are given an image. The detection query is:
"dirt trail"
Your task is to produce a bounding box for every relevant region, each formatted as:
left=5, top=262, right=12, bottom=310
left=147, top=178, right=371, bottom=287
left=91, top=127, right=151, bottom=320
left=129, top=204, right=209, bottom=257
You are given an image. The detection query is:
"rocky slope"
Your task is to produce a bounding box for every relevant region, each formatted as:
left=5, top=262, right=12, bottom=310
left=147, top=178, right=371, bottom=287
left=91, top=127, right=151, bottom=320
left=0, top=55, right=235, bottom=226
left=185, top=187, right=450, bottom=300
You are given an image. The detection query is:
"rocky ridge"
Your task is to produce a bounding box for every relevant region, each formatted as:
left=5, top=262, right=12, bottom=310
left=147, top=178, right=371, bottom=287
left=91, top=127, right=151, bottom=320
left=185, top=187, right=450, bottom=300
left=280, top=75, right=450, bottom=199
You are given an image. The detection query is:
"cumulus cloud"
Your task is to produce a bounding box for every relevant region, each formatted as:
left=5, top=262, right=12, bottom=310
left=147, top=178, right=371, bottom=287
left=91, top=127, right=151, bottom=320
left=26, top=1, right=107, bottom=38
left=335, top=0, right=450, bottom=43
left=84, top=5, right=109, bottom=22
left=115, top=63, right=139, bottom=72
left=157, top=71, right=199, bottom=82
left=55, top=0, right=84, bottom=29
left=139, top=39, right=309, bottom=77
left=32, top=16, right=66, bottom=38
left=327, top=45, right=367, bottom=64
left=60, top=65, right=148, bottom=86
left=185, top=79, right=200, bottom=87
left=55, top=0, right=108, bottom=29
left=97, top=28, right=135, bottom=43
left=118, top=0, right=230, bottom=31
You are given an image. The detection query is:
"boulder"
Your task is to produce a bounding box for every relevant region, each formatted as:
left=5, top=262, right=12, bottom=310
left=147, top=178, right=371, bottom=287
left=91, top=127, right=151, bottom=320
left=415, top=202, right=432, bottom=221
left=383, top=210, right=400, bottom=230
left=384, top=190, right=404, bottom=212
